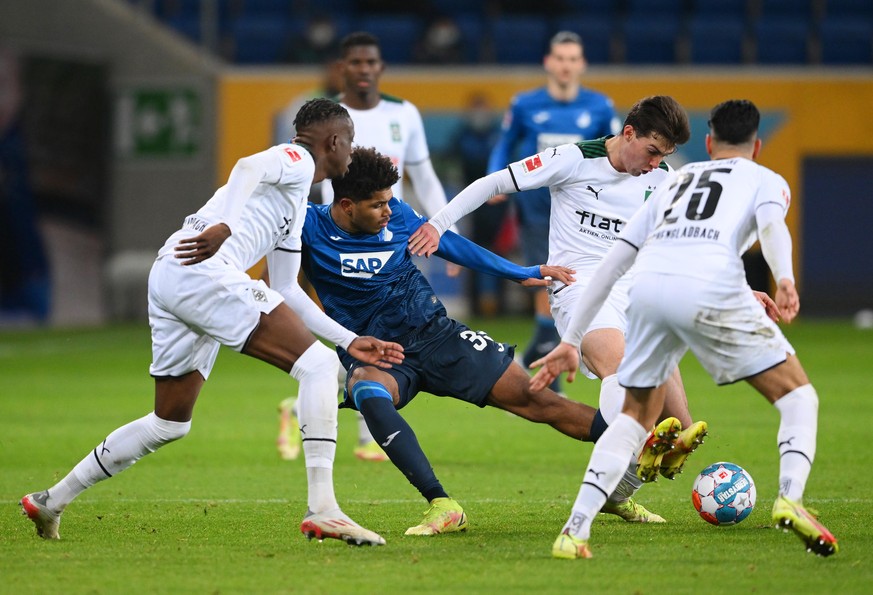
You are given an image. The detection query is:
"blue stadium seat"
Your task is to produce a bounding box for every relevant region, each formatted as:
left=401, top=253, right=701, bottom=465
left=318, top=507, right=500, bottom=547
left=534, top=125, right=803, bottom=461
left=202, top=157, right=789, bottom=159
left=490, top=16, right=550, bottom=64
left=689, top=16, right=747, bottom=63
left=230, top=17, right=295, bottom=64
left=553, top=16, right=617, bottom=65
left=236, top=0, right=293, bottom=19
left=622, top=18, right=681, bottom=64
left=689, top=0, right=750, bottom=20
left=758, top=0, right=814, bottom=21
left=164, top=14, right=202, bottom=43
left=564, top=0, right=622, bottom=19
left=626, top=0, right=685, bottom=20
left=819, top=18, right=873, bottom=64
left=754, top=18, right=811, bottom=64
left=454, top=14, right=486, bottom=63
left=825, top=0, right=873, bottom=19
left=358, top=15, right=425, bottom=64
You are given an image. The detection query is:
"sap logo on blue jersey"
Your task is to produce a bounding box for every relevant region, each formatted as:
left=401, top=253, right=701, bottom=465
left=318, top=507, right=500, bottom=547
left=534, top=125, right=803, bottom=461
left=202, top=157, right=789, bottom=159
left=340, top=250, right=394, bottom=278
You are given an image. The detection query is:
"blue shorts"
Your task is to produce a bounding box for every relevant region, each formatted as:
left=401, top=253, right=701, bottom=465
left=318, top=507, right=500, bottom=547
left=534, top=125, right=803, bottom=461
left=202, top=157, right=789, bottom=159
left=339, top=316, right=515, bottom=410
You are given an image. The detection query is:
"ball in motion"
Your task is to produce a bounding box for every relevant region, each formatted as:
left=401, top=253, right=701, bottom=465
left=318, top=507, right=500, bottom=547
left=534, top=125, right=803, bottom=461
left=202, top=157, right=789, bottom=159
left=692, top=462, right=756, bottom=526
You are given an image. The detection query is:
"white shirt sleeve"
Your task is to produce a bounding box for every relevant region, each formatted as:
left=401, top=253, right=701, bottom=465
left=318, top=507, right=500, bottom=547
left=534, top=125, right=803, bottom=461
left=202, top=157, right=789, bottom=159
left=216, top=149, right=284, bottom=232
left=561, top=240, right=639, bottom=347
left=428, top=169, right=516, bottom=236
left=756, top=201, right=795, bottom=284
left=266, top=249, right=357, bottom=350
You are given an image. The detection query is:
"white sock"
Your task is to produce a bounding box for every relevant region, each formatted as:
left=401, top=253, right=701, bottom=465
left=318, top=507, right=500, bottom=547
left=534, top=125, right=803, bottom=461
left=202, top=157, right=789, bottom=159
left=291, top=341, right=340, bottom=513
left=774, top=384, right=818, bottom=502
left=48, top=412, right=190, bottom=511
left=565, top=414, right=648, bottom=539
left=599, top=374, right=625, bottom=424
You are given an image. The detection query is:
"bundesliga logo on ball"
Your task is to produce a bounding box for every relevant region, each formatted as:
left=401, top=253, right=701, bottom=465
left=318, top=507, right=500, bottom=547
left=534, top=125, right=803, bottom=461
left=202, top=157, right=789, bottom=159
left=692, top=462, right=756, bottom=526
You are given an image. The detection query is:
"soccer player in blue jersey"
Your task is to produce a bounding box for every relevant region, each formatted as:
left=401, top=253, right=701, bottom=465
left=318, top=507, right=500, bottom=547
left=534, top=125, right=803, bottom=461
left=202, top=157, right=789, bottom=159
left=282, top=147, right=658, bottom=535
left=488, top=31, right=620, bottom=392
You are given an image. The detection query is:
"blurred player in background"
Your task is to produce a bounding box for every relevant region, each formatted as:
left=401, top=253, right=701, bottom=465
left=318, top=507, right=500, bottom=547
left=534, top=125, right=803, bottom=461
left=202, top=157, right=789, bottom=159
left=534, top=99, right=838, bottom=559
left=278, top=31, right=459, bottom=463
left=21, top=99, right=403, bottom=547
left=487, top=31, right=620, bottom=392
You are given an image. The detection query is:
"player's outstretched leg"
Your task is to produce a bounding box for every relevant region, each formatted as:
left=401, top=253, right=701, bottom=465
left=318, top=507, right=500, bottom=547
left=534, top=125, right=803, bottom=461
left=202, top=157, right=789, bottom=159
left=771, top=496, right=838, bottom=556
left=659, top=420, right=708, bottom=480
left=552, top=529, right=593, bottom=559
left=601, top=498, right=666, bottom=523
left=277, top=397, right=301, bottom=460
left=405, top=497, right=468, bottom=536
left=300, top=508, right=386, bottom=546
left=20, top=491, right=61, bottom=540
left=636, top=417, right=681, bottom=482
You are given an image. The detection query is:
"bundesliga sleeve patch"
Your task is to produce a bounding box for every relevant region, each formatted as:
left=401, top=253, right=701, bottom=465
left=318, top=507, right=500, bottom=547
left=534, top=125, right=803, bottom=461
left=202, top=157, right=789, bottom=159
left=284, top=148, right=302, bottom=162
left=521, top=155, right=543, bottom=173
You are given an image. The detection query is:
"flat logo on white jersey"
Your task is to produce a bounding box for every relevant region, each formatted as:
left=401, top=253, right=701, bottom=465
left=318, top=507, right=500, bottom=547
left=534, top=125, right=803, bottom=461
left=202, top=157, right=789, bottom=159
left=340, top=250, right=394, bottom=278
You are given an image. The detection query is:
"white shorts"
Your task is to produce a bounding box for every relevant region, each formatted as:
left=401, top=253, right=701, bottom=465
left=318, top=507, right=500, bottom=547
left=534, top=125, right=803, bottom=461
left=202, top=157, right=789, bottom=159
left=618, top=273, right=794, bottom=388
left=551, top=273, right=631, bottom=379
left=147, top=255, right=284, bottom=379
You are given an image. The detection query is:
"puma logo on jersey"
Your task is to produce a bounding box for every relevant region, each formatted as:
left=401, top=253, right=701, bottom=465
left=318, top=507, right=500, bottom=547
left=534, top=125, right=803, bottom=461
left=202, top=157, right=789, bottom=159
left=586, top=185, right=602, bottom=199
left=340, top=250, right=394, bottom=278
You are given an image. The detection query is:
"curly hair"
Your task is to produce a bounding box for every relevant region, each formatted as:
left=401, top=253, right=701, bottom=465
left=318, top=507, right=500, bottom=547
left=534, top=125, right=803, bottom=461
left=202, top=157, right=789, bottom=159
left=340, top=31, right=380, bottom=58
left=293, top=97, right=350, bottom=132
left=624, top=95, right=691, bottom=148
left=331, top=147, right=399, bottom=202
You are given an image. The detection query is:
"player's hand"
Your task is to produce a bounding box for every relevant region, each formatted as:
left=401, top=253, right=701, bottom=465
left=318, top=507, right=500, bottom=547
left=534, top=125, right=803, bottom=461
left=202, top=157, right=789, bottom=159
left=524, top=265, right=575, bottom=287
left=774, top=278, right=800, bottom=323
left=408, top=222, right=441, bottom=257
left=175, top=223, right=231, bottom=265
left=752, top=290, right=782, bottom=322
left=487, top=193, right=509, bottom=206
left=348, top=336, right=405, bottom=368
left=529, top=342, right=579, bottom=392
left=445, top=262, right=462, bottom=277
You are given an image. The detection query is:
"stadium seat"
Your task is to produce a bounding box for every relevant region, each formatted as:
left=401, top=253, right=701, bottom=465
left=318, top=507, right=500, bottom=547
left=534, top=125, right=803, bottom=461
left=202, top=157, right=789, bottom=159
left=564, top=0, right=622, bottom=19
left=819, top=18, right=873, bottom=64
left=454, top=14, right=486, bottom=63
left=689, top=16, right=747, bottom=64
left=622, top=18, right=681, bottom=64
left=689, top=0, right=750, bottom=20
left=358, top=15, right=425, bottom=64
left=754, top=18, right=811, bottom=64
left=758, top=0, right=814, bottom=22
left=626, top=0, right=685, bottom=20
left=553, top=16, right=617, bottom=65
left=824, top=0, right=873, bottom=19
left=164, top=14, right=202, bottom=43
left=230, top=17, right=296, bottom=64
left=490, top=16, right=550, bottom=64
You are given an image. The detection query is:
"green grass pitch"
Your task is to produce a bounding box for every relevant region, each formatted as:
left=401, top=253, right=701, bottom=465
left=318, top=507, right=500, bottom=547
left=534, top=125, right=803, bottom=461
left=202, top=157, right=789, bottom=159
left=1, top=318, right=871, bottom=594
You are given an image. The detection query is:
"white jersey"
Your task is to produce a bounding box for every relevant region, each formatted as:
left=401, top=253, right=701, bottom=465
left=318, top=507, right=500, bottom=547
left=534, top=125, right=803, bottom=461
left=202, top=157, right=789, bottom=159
left=622, top=157, right=791, bottom=287
left=158, top=144, right=313, bottom=272
left=321, top=94, right=430, bottom=203
left=507, top=139, right=672, bottom=272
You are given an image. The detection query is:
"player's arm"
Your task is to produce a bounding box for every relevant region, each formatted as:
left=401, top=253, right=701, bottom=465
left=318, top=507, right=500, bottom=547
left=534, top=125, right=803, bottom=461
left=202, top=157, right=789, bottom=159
left=435, top=229, right=575, bottom=286
left=486, top=99, right=522, bottom=174
left=408, top=168, right=516, bottom=257
left=756, top=200, right=798, bottom=322
left=267, top=249, right=403, bottom=366
left=175, top=149, right=283, bottom=265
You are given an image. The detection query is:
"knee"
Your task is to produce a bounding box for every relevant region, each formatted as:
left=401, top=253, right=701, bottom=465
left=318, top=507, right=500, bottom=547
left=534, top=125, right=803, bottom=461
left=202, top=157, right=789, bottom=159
left=291, top=341, right=339, bottom=381
left=149, top=412, right=191, bottom=444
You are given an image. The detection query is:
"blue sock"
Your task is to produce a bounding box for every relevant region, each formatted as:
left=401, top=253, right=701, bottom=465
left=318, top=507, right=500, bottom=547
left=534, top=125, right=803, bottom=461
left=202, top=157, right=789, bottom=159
left=353, top=383, right=448, bottom=502
left=589, top=409, right=609, bottom=443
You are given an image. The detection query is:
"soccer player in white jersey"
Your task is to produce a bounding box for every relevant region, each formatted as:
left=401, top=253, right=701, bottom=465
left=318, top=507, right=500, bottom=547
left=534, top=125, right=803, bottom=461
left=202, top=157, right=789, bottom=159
left=278, top=31, right=458, bottom=463
left=533, top=99, right=838, bottom=559
left=20, top=99, right=404, bottom=547
left=410, top=96, right=706, bottom=522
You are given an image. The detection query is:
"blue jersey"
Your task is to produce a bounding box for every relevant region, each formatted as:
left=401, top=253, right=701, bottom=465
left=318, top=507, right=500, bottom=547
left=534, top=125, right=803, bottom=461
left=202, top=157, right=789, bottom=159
left=300, top=198, right=540, bottom=342
left=487, top=87, right=619, bottom=226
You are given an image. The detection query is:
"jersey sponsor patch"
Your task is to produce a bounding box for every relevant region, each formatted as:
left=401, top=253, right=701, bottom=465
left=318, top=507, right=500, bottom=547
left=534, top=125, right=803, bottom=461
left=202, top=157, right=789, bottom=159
left=340, top=250, right=394, bottom=278
left=522, top=155, right=543, bottom=173
left=284, top=148, right=302, bottom=162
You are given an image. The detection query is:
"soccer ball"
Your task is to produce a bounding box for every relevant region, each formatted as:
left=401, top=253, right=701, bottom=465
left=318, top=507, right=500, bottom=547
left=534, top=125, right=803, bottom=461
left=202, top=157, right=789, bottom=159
left=692, top=462, right=756, bottom=526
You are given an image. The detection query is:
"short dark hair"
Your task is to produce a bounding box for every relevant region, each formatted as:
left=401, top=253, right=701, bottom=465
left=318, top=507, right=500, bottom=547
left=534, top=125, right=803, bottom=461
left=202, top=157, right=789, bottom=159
left=340, top=32, right=380, bottom=57
left=708, top=99, right=760, bottom=145
left=624, top=95, right=691, bottom=148
left=293, top=98, right=350, bottom=132
left=332, top=147, right=399, bottom=202
left=550, top=31, right=583, bottom=49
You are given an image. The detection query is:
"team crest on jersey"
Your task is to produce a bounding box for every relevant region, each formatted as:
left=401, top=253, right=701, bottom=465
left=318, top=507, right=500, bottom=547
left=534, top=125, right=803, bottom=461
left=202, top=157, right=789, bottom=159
left=644, top=185, right=655, bottom=201
left=251, top=289, right=268, bottom=303
left=340, top=250, right=394, bottom=278
left=284, top=148, right=302, bottom=162
left=522, top=155, right=543, bottom=173
left=390, top=122, right=401, bottom=142
left=576, top=111, right=591, bottom=129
